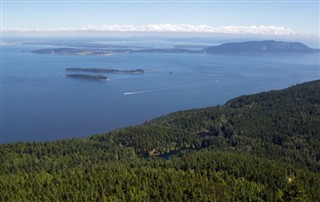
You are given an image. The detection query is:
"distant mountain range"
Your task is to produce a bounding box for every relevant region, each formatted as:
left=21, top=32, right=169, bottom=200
left=32, top=40, right=320, bottom=55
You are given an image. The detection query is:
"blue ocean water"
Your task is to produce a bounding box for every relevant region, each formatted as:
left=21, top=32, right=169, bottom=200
left=2, top=44, right=320, bottom=143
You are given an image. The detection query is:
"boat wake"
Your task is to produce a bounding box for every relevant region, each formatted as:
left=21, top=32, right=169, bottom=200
left=123, top=84, right=199, bottom=96
left=123, top=89, right=163, bottom=95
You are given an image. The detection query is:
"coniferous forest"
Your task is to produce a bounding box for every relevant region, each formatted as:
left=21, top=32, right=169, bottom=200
left=1, top=80, right=320, bottom=201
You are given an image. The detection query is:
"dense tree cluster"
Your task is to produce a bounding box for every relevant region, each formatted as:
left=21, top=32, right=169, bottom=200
left=1, top=80, right=319, bottom=201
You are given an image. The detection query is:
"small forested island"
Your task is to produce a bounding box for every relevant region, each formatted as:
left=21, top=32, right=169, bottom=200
left=32, top=40, right=320, bottom=56
left=1, top=80, right=320, bottom=201
left=65, top=74, right=108, bottom=81
left=66, top=68, right=145, bottom=74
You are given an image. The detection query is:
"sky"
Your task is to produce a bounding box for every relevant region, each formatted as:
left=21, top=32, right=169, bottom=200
left=1, top=1, right=319, bottom=36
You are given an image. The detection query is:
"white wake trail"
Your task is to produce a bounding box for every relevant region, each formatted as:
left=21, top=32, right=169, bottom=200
left=123, top=89, right=163, bottom=95
left=123, top=83, right=207, bottom=96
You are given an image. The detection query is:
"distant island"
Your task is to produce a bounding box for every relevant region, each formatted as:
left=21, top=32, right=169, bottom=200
left=65, top=74, right=108, bottom=81
left=66, top=68, right=145, bottom=74
left=32, top=48, right=130, bottom=56
left=32, top=40, right=320, bottom=56
left=202, top=40, right=318, bottom=54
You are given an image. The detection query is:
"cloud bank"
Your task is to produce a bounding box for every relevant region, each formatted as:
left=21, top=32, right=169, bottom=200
left=2, top=24, right=298, bottom=35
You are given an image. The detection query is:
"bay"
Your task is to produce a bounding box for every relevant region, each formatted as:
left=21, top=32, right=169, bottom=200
left=2, top=44, right=319, bottom=143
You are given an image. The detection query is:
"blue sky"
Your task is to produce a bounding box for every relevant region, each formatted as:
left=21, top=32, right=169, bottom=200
left=2, top=1, right=319, bottom=35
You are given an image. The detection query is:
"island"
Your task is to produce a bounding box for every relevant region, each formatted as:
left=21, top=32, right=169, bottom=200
left=202, top=40, right=318, bottom=54
left=65, top=74, right=108, bottom=81
left=32, top=48, right=130, bottom=56
left=32, top=40, right=320, bottom=56
left=66, top=68, right=145, bottom=74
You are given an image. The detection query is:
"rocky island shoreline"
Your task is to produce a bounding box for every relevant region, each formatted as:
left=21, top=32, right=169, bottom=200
left=66, top=68, right=145, bottom=74
left=65, top=74, right=108, bottom=81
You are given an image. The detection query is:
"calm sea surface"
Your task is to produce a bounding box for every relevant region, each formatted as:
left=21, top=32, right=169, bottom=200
left=2, top=44, right=320, bottom=143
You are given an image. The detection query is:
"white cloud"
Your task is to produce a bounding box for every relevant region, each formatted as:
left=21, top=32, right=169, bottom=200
left=2, top=24, right=298, bottom=35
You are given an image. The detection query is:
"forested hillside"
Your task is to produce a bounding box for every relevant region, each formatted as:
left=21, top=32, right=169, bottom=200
left=1, top=80, right=319, bottom=201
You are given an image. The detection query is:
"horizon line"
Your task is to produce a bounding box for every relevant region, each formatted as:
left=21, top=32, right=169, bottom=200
left=1, top=24, right=309, bottom=36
